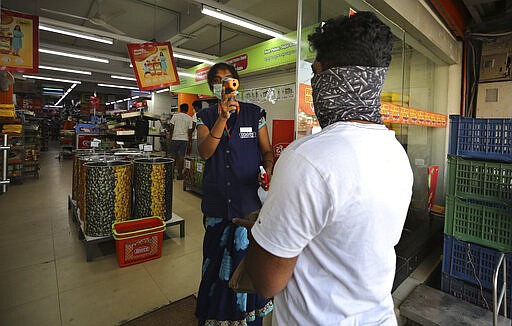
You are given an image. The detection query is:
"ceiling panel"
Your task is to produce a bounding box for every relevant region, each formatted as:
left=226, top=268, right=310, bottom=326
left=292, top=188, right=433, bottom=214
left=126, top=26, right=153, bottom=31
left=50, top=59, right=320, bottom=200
left=2, top=0, right=298, bottom=105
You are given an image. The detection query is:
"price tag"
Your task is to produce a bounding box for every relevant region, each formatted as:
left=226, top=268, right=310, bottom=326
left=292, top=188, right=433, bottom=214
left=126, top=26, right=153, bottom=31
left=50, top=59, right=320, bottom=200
left=91, top=140, right=100, bottom=148
left=185, top=160, right=191, bottom=169
left=139, top=144, right=145, bottom=150
left=93, top=138, right=101, bottom=143
left=196, top=163, right=203, bottom=172
left=116, top=141, right=124, bottom=145
left=143, top=144, right=153, bottom=152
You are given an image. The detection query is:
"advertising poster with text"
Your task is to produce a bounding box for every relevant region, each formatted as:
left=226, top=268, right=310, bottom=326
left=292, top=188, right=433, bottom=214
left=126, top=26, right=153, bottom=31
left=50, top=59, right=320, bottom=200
left=0, top=9, right=38, bottom=73
left=127, top=42, right=179, bottom=91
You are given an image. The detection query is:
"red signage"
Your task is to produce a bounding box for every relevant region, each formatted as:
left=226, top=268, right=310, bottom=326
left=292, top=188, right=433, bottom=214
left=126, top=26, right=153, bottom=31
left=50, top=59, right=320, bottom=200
left=428, top=166, right=439, bottom=210
left=226, top=54, right=248, bottom=72
left=195, top=66, right=210, bottom=82
left=76, top=133, right=100, bottom=150
left=272, top=120, right=294, bottom=161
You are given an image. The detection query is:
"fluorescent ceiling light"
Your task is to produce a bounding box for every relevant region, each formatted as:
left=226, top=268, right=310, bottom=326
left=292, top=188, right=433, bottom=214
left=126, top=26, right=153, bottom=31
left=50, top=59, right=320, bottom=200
left=42, top=87, right=64, bottom=92
left=201, top=5, right=283, bottom=39
left=98, top=83, right=139, bottom=90
left=174, top=52, right=215, bottom=65
left=42, top=91, right=64, bottom=95
left=39, top=65, right=92, bottom=75
left=39, top=24, right=113, bottom=44
left=131, top=96, right=140, bottom=99
left=55, top=83, right=79, bottom=106
left=116, top=100, right=123, bottom=103
left=111, top=75, right=137, bottom=81
left=39, top=48, right=109, bottom=63
left=23, top=74, right=81, bottom=84
left=155, top=88, right=169, bottom=94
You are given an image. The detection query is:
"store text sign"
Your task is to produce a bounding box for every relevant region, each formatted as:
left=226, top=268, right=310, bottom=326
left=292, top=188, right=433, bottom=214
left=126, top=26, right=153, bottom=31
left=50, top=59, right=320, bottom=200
left=0, top=9, right=39, bottom=73
left=127, top=42, right=179, bottom=91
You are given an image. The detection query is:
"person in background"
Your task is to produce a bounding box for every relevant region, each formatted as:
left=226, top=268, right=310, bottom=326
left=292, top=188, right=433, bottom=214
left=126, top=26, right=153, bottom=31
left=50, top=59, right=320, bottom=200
left=159, top=52, right=167, bottom=74
left=190, top=100, right=202, bottom=157
left=12, top=25, right=23, bottom=56
left=195, top=62, right=274, bottom=325
left=168, top=103, right=192, bottom=180
left=62, top=116, right=75, bottom=130
left=234, top=12, right=414, bottom=325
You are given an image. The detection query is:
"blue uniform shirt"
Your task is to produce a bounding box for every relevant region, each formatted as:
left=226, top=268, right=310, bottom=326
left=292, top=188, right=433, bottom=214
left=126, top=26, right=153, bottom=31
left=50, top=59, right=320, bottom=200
left=197, top=101, right=267, bottom=219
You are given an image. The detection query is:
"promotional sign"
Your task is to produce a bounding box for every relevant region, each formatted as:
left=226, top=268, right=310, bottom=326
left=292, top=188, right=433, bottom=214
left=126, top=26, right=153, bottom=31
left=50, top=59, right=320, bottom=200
left=172, top=25, right=317, bottom=94
left=76, top=133, right=100, bottom=150
left=379, top=102, right=447, bottom=128
left=272, top=120, right=294, bottom=161
left=0, top=9, right=38, bottom=73
left=298, top=83, right=314, bottom=115
left=127, top=42, right=180, bottom=91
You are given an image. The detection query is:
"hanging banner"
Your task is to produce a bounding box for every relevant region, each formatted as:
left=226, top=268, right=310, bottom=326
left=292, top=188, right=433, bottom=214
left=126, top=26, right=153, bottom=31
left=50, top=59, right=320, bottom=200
left=172, top=25, right=317, bottom=94
left=127, top=42, right=179, bottom=91
left=0, top=9, right=39, bottom=73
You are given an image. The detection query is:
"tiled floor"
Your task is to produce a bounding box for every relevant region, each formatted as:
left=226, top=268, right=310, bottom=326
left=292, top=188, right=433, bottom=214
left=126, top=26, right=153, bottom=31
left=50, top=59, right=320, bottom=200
left=0, top=143, right=437, bottom=326
left=0, top=145, right=205, bottom=325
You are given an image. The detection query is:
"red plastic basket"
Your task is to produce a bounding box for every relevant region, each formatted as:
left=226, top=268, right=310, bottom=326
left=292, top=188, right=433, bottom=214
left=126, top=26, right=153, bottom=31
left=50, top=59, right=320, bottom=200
left=112, top=216, right=166, bottom=267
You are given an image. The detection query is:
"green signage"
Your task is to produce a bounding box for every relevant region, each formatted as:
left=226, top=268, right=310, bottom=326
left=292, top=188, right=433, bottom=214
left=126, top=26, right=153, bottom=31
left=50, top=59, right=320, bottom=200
left=172, top=25, right=316, bottom=95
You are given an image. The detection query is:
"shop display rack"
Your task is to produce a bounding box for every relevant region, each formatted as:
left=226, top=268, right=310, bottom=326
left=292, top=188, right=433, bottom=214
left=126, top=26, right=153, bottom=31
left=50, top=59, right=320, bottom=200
left=183, top=155, right=204, bottom=195
left=68, top=195, right=185, bottom=261
left=0, top=134, right=10, bottom=193
left=23, top=116, right=41, bottom=178
left=0, top=114, right=24, bottom=184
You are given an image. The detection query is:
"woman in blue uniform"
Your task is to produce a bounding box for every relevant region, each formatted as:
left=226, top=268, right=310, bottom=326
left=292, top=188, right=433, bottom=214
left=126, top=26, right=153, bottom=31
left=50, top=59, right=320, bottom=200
left=195, top=62, right=274, bottom=325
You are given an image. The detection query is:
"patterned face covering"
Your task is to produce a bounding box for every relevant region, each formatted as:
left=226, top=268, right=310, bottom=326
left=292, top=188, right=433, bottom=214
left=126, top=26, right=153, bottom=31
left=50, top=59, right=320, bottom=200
left=311, top=66, right=388, bottom=128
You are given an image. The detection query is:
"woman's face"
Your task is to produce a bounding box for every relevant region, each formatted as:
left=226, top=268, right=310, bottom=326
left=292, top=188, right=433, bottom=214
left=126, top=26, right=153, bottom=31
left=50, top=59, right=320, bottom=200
left=211, top=68, right=233, bottom=85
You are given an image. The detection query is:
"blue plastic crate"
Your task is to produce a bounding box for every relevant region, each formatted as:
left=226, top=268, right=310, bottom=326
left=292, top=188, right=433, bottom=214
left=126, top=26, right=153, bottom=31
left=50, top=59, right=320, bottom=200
left=442, top=235, right=512, bottom=290
left=441, top=273, right=510, bottom=316
left=449, top=115, right=512, bottom=163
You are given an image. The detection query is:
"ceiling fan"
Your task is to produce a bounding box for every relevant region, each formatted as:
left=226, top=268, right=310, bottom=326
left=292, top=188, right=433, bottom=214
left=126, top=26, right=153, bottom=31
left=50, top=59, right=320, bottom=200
left=41, top=0, right=126, bottom=35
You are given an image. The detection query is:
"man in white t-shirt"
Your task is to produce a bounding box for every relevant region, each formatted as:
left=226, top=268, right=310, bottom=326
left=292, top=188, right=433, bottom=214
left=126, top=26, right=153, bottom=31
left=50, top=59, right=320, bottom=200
left=168, top=103, right=193, bottom=179
left=233, top=12, right=413, bottom=325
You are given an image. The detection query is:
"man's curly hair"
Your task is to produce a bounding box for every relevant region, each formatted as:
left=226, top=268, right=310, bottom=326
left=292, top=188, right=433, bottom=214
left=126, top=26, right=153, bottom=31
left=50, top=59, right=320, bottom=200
left=308, top=11, right=393, bottom=68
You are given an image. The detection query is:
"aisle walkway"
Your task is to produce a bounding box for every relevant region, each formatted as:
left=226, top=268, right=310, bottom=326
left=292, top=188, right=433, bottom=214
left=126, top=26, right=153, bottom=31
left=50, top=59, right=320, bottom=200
left=0, top=144, right=204, bottom=325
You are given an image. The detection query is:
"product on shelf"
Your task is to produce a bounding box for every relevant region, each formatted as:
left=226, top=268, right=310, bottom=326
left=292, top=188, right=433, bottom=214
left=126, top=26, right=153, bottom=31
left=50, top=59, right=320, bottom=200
left=133, top=157, right=174, bottom=220
left=84, top=160, right=132, bottom=237
left=77, top=154, right=116, bottom=221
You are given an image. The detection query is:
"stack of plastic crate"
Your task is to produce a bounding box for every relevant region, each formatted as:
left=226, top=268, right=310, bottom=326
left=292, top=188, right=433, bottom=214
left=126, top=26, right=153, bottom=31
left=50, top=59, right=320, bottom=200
left=443, top=115, right=512, bottom=315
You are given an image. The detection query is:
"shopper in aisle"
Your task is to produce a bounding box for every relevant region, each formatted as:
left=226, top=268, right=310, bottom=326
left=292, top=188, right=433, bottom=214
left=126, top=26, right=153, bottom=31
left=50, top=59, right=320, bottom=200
left=168, top=103, right=193, bottom=180
left=62, top=116, right=75, bottom=130
left=195, top=62, right=274, bottom=325
left=233, top=12, right=413, bottom=325
left=190, top=100, right=202, bottom=157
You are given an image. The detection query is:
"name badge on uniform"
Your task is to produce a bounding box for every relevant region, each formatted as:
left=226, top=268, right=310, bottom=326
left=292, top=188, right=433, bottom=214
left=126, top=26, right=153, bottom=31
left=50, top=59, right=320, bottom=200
left=239, top=127, right=256, bottom=139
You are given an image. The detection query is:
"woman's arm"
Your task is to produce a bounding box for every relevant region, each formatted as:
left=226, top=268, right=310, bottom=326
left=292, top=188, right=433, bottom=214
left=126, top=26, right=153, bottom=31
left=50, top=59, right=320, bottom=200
left=257, top=124, right=274, bottom=175
left=197, top=115, right=227, bottom=160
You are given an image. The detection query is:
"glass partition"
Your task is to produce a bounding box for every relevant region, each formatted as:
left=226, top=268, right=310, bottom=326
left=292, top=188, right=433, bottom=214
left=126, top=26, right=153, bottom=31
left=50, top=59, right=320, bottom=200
left=297, top=0, right=449, bottom=208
